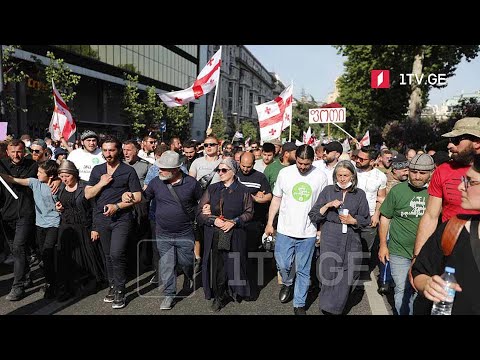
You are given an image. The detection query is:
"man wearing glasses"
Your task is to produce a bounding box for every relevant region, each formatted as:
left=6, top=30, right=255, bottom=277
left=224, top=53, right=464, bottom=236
left=189, top=135, right=222, bottom=275
left=412, top=117, right=480, bottom=293
left=320, top=141, right=343, bottom=185
left=138, top=135, right=157, bottom=165
left=30, top=139, right=49, bottom=164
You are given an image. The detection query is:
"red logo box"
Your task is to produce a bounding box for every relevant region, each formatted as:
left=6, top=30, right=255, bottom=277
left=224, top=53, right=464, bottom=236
left=371, top=70, right=390, bottom=88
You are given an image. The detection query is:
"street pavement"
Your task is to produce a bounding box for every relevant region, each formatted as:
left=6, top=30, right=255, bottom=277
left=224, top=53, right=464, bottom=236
left=0, top=256, right=394, bottom=316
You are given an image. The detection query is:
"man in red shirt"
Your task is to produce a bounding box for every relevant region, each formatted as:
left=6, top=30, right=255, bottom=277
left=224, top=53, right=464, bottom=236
left=413, top=117, right=480, bottom=269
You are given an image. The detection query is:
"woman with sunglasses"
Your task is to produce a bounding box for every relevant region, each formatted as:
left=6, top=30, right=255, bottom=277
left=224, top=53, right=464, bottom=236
left=412, top=154, right=480, bottom=314
left=197, top=158, right=253, bottom=312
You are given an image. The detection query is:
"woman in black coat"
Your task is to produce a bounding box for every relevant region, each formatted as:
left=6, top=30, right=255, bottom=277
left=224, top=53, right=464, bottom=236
left=197, top=158, right=253, bottom=312
left=55, top=160, right=106, bottom=301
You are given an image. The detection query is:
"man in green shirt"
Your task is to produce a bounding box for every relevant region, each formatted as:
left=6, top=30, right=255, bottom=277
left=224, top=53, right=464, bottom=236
left=264, top=142, right=297, bottom=190
left=378, top=154, right=434, bottom=315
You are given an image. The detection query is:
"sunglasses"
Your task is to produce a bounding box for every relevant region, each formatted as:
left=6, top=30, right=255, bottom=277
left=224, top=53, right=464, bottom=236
left=31, top=149, right=43, bottom=154
left=356, top=156, right=369, bottom=162
left=204, top=143, right=218, bottom=147
left=216, top=168, right=230, bottom=174
left=148, top=141, right=157, bottom=144
left=461, top=176, right=480, bottom=190
left=449, top=135, right=476, bottom=146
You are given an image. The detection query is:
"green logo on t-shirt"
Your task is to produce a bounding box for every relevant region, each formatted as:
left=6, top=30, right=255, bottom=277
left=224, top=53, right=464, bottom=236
left=92, top=158, right=100, bottom=164
left=292, top=182, right=312, bottom=202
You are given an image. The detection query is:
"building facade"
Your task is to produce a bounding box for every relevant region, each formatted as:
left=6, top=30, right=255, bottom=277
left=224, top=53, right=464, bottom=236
left=3, top=45, right=202, bottom=139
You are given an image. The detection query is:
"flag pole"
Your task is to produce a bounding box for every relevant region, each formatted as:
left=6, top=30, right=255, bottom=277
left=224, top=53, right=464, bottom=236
left=330, top=121, right=357, bottom=141
left=0, top=176, right=18, bottom=200
left=206, top=46, right=222, bottom=135
left=288, top=80, right=293, bottom=142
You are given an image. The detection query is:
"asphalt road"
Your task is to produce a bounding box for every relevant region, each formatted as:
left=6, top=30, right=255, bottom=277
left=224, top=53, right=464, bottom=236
left=0, top=256, right=394, bottom=316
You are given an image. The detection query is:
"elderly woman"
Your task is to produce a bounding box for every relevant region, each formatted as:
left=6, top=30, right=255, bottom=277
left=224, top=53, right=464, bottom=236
left=197, top=158, right=254, bottom=312
left=412, top=154, right=480, bottom=314
left=308, top=160, right=371, bottom=315
left=55, top=160, right=106, bottom=301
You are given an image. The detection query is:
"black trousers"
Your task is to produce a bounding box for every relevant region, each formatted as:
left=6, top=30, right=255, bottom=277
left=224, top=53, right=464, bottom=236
left=2, top=218, right=34, bottom=289
left=97, top=219, right=132, bottom=292
left=211, top=231, right=229, bottom=303
left=36, top=226, right=58, bottom=286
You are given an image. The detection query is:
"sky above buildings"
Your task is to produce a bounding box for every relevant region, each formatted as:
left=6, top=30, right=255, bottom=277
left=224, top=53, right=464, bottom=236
left=246, top=45, right=480, bottom=106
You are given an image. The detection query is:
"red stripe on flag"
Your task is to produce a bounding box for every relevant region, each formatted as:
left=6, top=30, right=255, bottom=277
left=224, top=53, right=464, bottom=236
left=192, top=60, right=221, bottom=99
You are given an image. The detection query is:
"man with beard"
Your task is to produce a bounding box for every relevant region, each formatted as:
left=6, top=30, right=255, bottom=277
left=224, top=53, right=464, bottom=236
left=183, top=140, right=199, bottom=172
left=264, top=142, right=297, bottom=190
left=67, top=130, right=105, bottom=182
left=85, top=136, right=142, bottom=309
left=412, top=118, right=480, bottom=281
left=265, top=145, right=327, bottom=315
left=320, top=141, right=343, bottom=185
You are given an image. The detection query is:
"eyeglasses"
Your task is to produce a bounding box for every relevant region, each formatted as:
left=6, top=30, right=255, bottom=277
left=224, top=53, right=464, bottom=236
left=216, top=168, right=230, bottom=174
left=148, top=141, right=157, bottom=144
left=204, top=143, right=218, bottom=147
left=461, top=176, right=480, bottom=190
left=449, top=135, right=475, bottom=146
left=31, top=149, right=42, bottom=154
left=356, top=156, right=369, bottom=162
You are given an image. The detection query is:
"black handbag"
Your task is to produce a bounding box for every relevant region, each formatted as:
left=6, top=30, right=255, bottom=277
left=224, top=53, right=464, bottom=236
left=216, top=228, right=233, bottom=251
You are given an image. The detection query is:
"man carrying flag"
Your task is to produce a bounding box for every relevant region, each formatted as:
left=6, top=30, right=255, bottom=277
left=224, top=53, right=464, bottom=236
left=159, top=48, right=222, bottom=107
left=49, top=80, right=76, bottom=141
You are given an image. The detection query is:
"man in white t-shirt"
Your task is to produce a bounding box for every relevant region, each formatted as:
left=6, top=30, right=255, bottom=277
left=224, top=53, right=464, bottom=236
left=67, top=130, right=105, bottom=182
left=355, top=146, right=387, bottom=275
left=265, top=145, right=327, bottom=315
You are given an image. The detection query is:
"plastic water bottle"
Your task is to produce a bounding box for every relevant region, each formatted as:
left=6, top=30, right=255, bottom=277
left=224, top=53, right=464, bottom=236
left=341, top=209, right=349, bottom=233
left=431, top=266, right=457, bottom=315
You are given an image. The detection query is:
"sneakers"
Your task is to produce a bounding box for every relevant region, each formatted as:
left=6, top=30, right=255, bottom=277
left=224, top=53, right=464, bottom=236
left=6, top=287, right=26, bottom=301
left=160, top=296, right=175, bottom=310
left=112, top=290, right=126, bottom=309
left=103, top=285, right=115, bottom=303
left=149, top=272, right=159, bottom=284
left=41, top=283, right=56, bottom=299
left=294, top=307, right=307, bottom=315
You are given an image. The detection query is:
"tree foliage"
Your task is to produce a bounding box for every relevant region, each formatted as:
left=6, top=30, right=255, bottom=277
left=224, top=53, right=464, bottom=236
left=1, top=45, right=28, bottom=117
left=334, top=45, right=480, bottom=136
left=123, top=74, right=145, bottom=136
left=210, top=108, right=226, bottom=140
left=241, top=120, right=258, bottom=142
left=164, top=105, right=191, bottom=140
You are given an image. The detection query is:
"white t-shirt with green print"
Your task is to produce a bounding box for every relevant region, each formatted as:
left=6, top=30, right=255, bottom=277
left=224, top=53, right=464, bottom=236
left=273, top=165, right=327, bottom=238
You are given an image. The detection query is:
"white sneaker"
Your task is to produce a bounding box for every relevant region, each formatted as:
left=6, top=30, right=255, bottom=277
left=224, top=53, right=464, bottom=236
left=160, top=296, right=175, bottom=310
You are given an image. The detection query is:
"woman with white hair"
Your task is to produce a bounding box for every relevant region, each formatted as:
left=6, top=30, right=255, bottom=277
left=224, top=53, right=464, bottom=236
left=309, top=160, right=371, bottom=314
left=197, top=158, right=253, bottom=312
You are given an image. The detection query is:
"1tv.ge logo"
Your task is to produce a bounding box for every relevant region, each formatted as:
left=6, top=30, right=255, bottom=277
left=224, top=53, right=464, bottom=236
left=371, top=69, right=447, bottom=89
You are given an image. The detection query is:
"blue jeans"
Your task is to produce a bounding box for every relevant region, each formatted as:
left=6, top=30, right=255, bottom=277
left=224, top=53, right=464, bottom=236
left=274, top=232, right=316, bottom=307
left=156, top=231, right=194, bottom=296
left=389, top=254, right=417, bottom=315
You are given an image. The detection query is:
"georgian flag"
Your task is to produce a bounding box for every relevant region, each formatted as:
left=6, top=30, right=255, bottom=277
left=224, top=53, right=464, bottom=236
left=256, top=85, right=293, bottom=142
left=159, top=48, right=222, bottom=107
left=48, top=80, right=76, bottom=141
left=359, top=130, right=370, bottom=147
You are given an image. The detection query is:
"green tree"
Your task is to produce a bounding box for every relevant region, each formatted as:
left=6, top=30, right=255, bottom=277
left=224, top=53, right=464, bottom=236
left=241, top=120, right=258, bottom=142
left=1, top=45, right=28, bottom=119
left=123, top=74, right=145, bottom=136
left=144, top=85, right=165, bottom=132
left=164, top=105, right=191, bottom=140
left=334, top=45, right=480, bottom=136
left=210, top=108, right=226, bottom=140
left=29, top=51, right=81, bottom=131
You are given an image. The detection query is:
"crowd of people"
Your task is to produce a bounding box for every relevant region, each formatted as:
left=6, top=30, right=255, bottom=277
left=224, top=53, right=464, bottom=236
left=1, top=116, right=480, bottom=314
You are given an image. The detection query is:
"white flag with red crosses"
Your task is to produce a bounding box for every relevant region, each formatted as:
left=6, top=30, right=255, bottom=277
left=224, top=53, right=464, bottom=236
left=256, top=85, right=293, bottom=142
left=159, top=48, right=222, bottom=107
left=48, top=80, right=76, bottom=141
left=359, top=130, right=370, bottom=147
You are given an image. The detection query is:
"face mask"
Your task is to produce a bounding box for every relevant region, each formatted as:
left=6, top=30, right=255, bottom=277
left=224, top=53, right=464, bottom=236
left=337, top=181, right=352, bottom=189
left=24, top=140, right=31, bottom=148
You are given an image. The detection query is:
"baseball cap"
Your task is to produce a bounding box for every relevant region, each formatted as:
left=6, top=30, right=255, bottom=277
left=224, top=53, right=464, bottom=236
left=81, top=130, right=99, bottom=141
left=270, top=138, right=283, bottom=146
left=31, top=139, right=47, bottom=149
left=442, top=117, right=480, bottom=138
left=391, top=154, right=409, bottom=170
left=282, top=142, right=297, bottom=152
left=324, top=141, right=343, bottom=154
left=409, top=154, right=434, bottom=171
